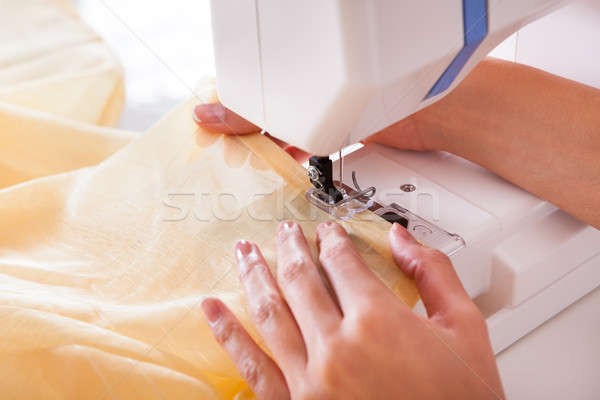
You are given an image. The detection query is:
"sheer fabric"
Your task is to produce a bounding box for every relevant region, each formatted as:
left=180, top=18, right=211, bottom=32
left=0, top=1, right=417, bottom=399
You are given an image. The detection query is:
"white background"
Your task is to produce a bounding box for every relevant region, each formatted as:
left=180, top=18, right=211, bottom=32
left=75, top=0, right=215, bottom=130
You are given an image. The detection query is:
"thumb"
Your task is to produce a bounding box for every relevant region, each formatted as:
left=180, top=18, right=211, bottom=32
left=194, top=102, right=260, bottom=134
left=389, top=223, right=473, bottom=322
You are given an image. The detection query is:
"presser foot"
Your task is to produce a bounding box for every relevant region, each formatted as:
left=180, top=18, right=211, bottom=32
left=305, top=156, right=465, bottom=255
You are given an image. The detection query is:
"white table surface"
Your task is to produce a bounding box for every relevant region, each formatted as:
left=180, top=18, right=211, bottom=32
left=74, top=2, right=600, bottom=399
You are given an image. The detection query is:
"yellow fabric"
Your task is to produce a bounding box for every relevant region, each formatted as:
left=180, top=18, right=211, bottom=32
left=0, top=2, right=417, bottom=399
left=0, top=0, right=130, bottom=189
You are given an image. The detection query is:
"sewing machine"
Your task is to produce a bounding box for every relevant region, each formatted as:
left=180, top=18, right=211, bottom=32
left=209, top=0, right=600, bottom=354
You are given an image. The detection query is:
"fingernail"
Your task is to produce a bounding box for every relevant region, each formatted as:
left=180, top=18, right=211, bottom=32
left=283, top=145, right=299, bottom=160
left=201, top=298, right=222, bottom=324
left=192, top=109, right=202, bottom=124
left=279, top=221, right=296, bottom=232
left=317, top=221, right=335, bottom=232
left=235, top=240, right=252, bottom=260
left=194, top=104, right=226, bottom=123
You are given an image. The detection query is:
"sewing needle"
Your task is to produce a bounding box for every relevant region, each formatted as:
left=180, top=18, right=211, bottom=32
left=338, top=148, right=343, bottom=186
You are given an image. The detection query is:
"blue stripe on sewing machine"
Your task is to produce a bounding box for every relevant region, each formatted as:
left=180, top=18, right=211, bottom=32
left=425, top=0, right=488, bottom=99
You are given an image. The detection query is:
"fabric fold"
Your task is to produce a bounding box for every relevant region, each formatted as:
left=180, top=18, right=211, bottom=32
left=0, top=2, right=417, bottom=399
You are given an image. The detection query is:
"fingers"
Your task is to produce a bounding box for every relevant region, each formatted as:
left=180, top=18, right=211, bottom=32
left=193, top=103, right=310, bottom=162
left=262, top=133, right=310, bottom=162
left=276, top=222, right=341, bottom=339
left=315, top=222, right=391, bottom=311
left=194, top=103, right=260, bottom=134
left=388, top=223, right=474, bottom=322
left=283, top=145, right=311, bottom=163
left=201, top=298, right=290, bottom=400
left=235, top=240, right=306, bottom=369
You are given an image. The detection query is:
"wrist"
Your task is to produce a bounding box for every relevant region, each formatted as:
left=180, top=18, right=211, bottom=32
left=412, top=100, right=457, bottom=152
left=415, top=58, right=507, bottom=153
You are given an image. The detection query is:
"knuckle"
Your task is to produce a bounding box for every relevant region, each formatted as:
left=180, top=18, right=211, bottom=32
left=410, top=248, right=449, bottom=283
left=412, top=258, right=428, bottom=284
left=319, top=236, right=349, bottom=263
left=347, top=312, right=377, bottom=338
left=238, top=258, right=265, bottom=282
left=395, top=245, right=423, bottom=268
left=425, top=248, right=451, bottom=265
left=239, top=357, right=261, bottom=388
left=253, top=293, right=283, bottom=326
left=279, top=256, right=310, bottom=286
left=214, top=318, right=237, bottom=346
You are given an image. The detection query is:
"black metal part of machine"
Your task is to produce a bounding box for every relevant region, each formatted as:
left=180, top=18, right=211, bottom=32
left=308, top=156, right=344, bottom=203
left=304, top=156, right=464, bottom=255
left=378, top=211, right=409, bottom=228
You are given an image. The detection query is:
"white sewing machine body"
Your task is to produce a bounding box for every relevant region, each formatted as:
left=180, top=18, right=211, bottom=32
left=211, top=0, right=568, bottom=155
left=210, top=0, right=600, bottom=355
left=336, top=144, right=600, bottom=353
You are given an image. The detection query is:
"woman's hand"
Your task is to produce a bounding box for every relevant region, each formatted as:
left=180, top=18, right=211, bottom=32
left=193, top=103, right=311, bottom=162
left=195, top=55, right=600, bottom=228
left=193, top=102, right=429, bottom=162
left=201, top=221, right=504, bottom=399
